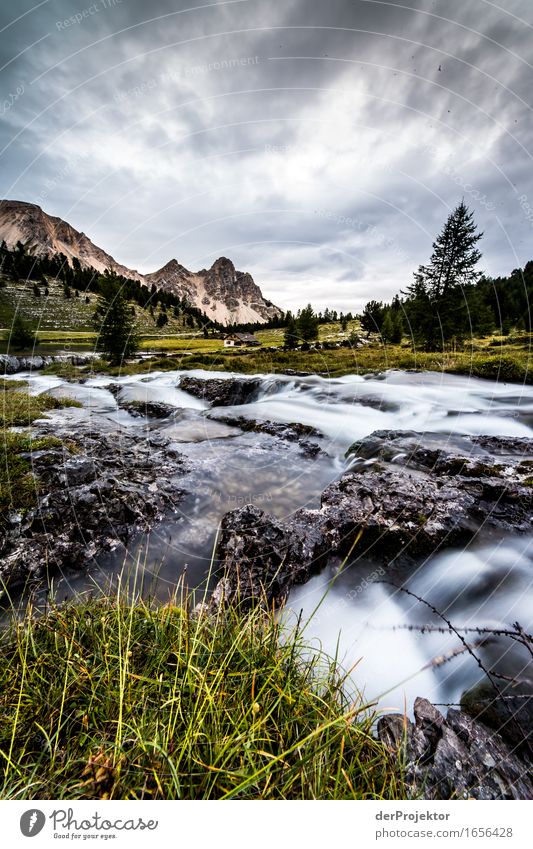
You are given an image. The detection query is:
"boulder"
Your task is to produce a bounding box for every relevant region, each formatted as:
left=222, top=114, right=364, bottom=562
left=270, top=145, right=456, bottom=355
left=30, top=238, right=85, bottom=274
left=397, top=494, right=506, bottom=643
left=179, top=376, right=262, bottom=406
left=210, top=505, right=329, bottom=609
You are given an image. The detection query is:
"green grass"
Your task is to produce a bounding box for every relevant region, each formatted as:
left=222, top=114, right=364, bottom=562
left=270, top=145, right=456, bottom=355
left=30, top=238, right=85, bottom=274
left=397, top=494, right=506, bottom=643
left=0, top=591, right=404, bottom=800
left=84, top=334, right=531, bottom=384
left=0, top=381, right=82, bottom=515
left=0, top=276, right=216, bottom=341
left=0, top=382, right=81, bottom=428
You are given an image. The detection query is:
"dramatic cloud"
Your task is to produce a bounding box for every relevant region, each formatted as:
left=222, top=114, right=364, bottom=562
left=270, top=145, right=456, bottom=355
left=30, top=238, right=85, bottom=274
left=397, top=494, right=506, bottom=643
left=1, top=0, right=532, bottom=311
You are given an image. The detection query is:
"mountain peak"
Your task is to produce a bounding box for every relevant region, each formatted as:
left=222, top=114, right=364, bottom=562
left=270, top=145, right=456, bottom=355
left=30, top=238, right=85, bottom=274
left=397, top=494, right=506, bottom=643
left=211, top=256, right=235, bottom=270
left=155, top=258, right=190, bottom=275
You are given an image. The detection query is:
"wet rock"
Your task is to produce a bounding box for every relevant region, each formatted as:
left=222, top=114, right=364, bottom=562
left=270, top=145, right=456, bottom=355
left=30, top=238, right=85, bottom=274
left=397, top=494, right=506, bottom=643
left=120, top=400, right=177, bottom=419
left=209, top=414, right=324, bottom=456
left=210, top=414, right=321, bottom=440
left=212, top=431, right=533, bottom=607
left=179, top=376, right=262, bottom=406
left=0, top=354, right=93, bottom=374
left=0, top=355, right=20, bottom=374
left=461, top=680, right=533, bottom=751
left=377, top=697, right=533, bottom=800
left=0, top=425, right=190, bottom=594
left=210, top=505, right=329, bottom=609
left=62, top=456, right=98, bottom=487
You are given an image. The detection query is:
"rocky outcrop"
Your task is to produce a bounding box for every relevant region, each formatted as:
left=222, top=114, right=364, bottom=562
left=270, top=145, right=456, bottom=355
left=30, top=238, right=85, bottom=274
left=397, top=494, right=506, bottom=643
left=377, top=697, right=532, bottom=800
left=0, top=425, right=189, bottom=594
left=211, top=431, right=533, bottom=607
left=208, top=414, right=324, bottom=456
left=347, top=429, right=533, bottom=480
left=179, top=376, right=263, bottom=406
left=209, top=505, right=329, bottom=609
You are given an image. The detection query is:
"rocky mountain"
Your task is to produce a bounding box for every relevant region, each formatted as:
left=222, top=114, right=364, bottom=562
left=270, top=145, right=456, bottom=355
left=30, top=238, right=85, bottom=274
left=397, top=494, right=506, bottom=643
left=144, top=257, right=280, bottom=325
left=0, top=200, right=281, bottom=325
left=0, top=200, right=144, bottom=281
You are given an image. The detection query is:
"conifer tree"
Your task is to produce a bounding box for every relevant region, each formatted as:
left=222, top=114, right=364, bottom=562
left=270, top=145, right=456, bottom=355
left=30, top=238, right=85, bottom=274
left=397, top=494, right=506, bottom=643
left=93, top=273, right=138, bottom=364
left=404, top=201, right=483, bottom=350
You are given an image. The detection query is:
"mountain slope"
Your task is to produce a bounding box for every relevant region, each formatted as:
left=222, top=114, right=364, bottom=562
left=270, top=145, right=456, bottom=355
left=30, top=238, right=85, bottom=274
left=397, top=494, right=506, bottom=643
left=0, top=200, right=281, bottom=325
left=144, top=257, right=280, bottom=324
left=0, top=200, right=144, bottom=281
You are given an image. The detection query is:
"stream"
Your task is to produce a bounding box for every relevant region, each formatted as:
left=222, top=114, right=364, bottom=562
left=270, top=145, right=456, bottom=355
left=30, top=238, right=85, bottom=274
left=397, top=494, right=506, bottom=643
left=8, top=367, right=533, bottom=714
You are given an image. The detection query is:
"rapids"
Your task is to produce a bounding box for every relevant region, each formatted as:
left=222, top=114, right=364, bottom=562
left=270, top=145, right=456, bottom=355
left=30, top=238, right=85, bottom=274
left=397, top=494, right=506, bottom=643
left=8, top=367, right=533, bottom=712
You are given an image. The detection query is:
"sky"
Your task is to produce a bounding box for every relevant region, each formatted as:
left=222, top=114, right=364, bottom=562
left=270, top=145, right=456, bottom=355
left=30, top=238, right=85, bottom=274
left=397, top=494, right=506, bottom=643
left=1, top=0, right=532, bottom=313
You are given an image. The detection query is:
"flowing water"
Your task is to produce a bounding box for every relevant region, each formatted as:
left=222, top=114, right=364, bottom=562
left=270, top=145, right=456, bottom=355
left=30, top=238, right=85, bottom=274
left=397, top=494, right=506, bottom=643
left=9, top=367, right=533, bottom=713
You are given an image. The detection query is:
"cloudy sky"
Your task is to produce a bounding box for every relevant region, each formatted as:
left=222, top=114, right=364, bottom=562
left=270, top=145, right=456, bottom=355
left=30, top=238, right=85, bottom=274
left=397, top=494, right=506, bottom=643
left=1, top=0, right=532, bottom=312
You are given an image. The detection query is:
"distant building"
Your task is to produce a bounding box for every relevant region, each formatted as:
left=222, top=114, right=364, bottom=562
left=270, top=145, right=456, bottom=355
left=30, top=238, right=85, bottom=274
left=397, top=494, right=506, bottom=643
left=223, top=332, right=261, bottom=347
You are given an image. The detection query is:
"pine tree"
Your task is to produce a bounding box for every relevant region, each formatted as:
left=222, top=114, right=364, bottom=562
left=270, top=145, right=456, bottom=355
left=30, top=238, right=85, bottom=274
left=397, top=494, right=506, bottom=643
left=283, top=311, right=299, bottom=348
left=10, top=315, right=35, bottom=350
left=93, top=274, right=138, bottom=364
left=404, top=201, right=483, bottom=350
left=380, top=310, right=395, bottom=343
left=391, top=310, right=404, bottom=343
left=359, top=300, right=386, bottom=333
left=297, top=304, right=319, bottom=341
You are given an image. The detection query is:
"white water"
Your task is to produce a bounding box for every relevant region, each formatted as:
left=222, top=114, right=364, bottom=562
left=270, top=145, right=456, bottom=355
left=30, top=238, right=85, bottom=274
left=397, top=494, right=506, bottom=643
left=7, top=367, right=533, bottom=713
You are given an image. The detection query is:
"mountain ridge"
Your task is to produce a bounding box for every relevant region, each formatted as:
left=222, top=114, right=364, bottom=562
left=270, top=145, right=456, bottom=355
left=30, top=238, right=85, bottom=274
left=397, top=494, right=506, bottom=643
left=0, top=200, right=281, bottom=325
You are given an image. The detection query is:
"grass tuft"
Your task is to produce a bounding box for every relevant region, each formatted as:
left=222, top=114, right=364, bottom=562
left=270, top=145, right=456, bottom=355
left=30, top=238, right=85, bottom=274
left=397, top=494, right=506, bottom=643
left=0, top=593, right=403, bottom=800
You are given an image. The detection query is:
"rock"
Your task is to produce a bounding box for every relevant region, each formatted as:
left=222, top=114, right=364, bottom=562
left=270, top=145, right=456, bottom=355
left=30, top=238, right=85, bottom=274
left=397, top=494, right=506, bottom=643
left=0, top=355, right=22, bottom=374
left=210, top=505, right=329, bottom=609
left=461, top=680, right=533, bottom=751
left=346, top=430, right=532, bottom=480
left=377, top=697, right=533, bottom=800
left=211, top=431, right=533, bottom=607
left=179, top=376, right=262, bottom=407
left=61, top=457, right=98, bottom=487
left=0, top=354, right=94, bottom=374
left=0, top=424, right=190, bottom=594
left=120, top=400, right=177, bottom=419
left=144, top=255, right=282, bottom=325
left=209, top=414, right=324, bottom=455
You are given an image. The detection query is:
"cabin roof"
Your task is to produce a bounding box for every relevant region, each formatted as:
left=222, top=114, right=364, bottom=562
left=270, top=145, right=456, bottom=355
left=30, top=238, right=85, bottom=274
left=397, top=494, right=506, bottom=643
left=225, top=332, right=259, bottom=341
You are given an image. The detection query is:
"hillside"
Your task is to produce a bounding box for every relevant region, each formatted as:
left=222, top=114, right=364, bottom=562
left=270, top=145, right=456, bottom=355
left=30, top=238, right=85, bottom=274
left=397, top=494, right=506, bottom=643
left=0, top=200, right=282, bottom=326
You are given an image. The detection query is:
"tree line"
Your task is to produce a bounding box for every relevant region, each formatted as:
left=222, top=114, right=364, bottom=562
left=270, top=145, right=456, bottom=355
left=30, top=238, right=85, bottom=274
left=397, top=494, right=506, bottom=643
left=359, top=201, right=532, bottom=351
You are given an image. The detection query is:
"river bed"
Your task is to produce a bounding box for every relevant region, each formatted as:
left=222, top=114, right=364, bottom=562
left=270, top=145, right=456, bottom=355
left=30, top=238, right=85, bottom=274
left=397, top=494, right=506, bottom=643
left=8, top=367, right=533, bottom=714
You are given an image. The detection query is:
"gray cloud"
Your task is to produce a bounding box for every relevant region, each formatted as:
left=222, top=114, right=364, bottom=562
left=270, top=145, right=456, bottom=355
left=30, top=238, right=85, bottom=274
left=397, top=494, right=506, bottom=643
left=1, top=0, right=532, bottom=312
